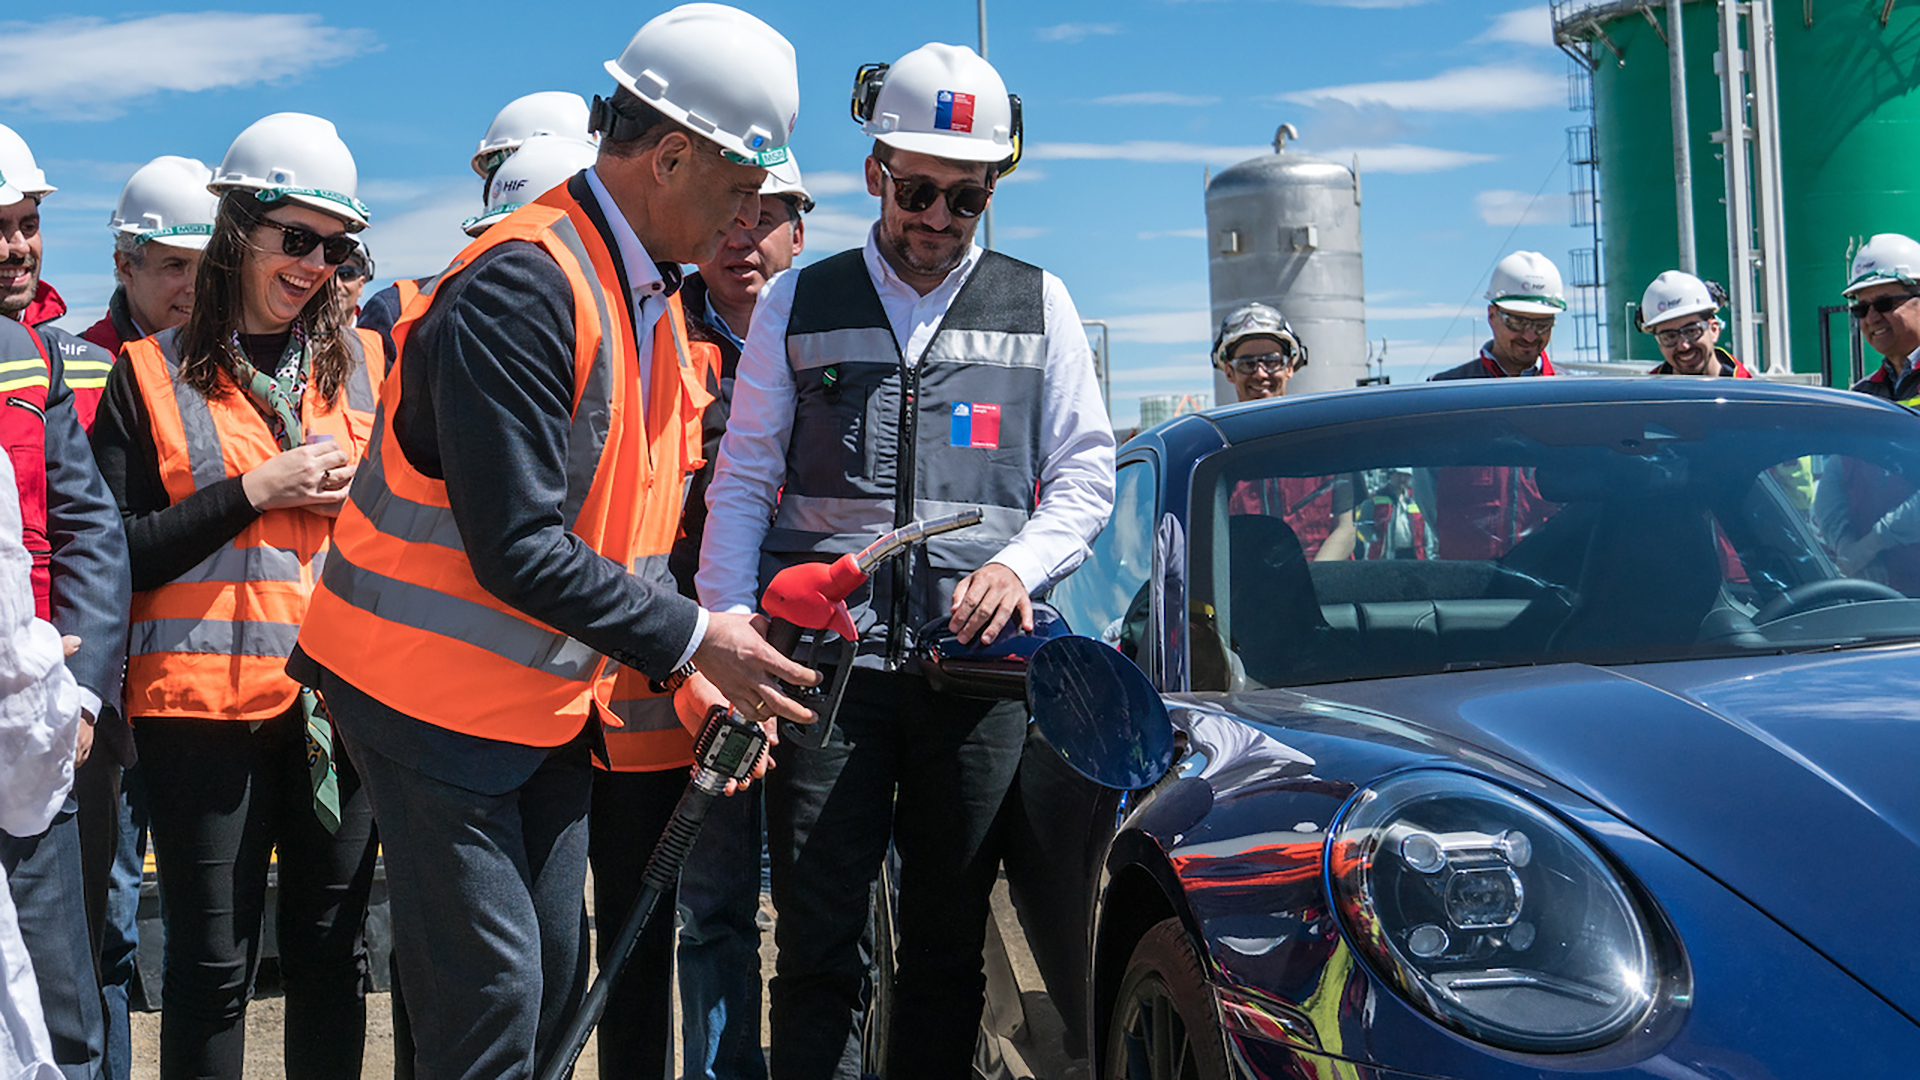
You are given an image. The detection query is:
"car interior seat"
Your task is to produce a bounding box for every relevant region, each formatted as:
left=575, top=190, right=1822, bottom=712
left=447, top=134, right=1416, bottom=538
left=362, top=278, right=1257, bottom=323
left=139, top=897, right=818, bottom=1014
left=1547, top=494, right=1724, bottom=659
left=1226, top=513, right=1337, bottom=685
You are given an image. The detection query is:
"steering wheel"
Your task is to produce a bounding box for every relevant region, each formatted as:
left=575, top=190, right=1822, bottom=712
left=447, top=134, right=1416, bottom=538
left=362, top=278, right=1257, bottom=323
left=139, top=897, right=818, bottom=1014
left=1753, top=578, right=1908, bottom=624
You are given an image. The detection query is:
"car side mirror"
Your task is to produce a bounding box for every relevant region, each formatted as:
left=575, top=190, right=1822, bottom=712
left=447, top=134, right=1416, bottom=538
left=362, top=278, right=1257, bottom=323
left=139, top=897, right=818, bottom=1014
left=918, top=602, right=1071, bottom=700
left=1026, top=635, right=1174, bottom=790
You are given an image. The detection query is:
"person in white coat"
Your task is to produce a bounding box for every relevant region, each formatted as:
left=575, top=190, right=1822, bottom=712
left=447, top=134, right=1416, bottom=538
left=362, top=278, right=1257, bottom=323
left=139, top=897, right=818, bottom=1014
left=0, top=449, right=82, bottom=1080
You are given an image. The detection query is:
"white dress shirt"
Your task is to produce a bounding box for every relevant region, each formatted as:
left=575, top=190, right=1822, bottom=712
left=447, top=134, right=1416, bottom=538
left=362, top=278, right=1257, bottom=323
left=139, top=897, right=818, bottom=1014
left=698, top=225, right=1116, bottom=614
left=583, top=167, right=707, bottom=663
left=0, top=452, right=77, bottom=1080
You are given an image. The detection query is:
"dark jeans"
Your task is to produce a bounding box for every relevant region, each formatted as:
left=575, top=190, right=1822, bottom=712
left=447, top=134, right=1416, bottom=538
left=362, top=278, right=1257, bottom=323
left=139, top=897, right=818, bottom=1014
left=586, top=766, right=687, bottom=1080
left=136, top=712, right=378, bottom=1080
left=73, top=755, right=132, bottom=1080
left=676, top=785, right=766, bottom=1080
left=765, top=670, right=1026, bottom=1080
left=1, top=803, right=107, bottom=1080
left=338, top=718, right=593, bottom=1080
left=100, top=766, right=150, bottom=1080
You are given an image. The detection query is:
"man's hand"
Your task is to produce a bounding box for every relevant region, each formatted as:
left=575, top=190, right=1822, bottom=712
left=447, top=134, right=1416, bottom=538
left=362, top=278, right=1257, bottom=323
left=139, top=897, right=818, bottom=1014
left=60, top=636, right=94, bottom=766
left=692, top=611, right=820, bottom=729
left=1837, top=531, right=1892, bottom=577
left=949, top=562, right=1032, bottom=646
left=673, top=672, right=771, bottom=794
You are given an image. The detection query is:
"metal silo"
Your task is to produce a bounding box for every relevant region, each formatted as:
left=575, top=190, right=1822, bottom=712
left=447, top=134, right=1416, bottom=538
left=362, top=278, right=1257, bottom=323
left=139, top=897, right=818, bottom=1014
left=1559, top=0, right=1920, bottom=374
left=1205, top=126, right=1368, bottom=402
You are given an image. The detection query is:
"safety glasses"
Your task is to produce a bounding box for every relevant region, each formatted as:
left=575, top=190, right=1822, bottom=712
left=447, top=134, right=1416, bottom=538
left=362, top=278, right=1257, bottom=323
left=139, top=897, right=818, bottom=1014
left=1653, top=320, right=1714, bottom=348
left=876, top=161, right=992, bottom=220
left=1850, top=292, right=1920, bottom=318
left=1226, top=349, right=1301, bottom=376
left=257, top=218, right=357, bottom=265
left=1497, top=311, right=1556, bottom=337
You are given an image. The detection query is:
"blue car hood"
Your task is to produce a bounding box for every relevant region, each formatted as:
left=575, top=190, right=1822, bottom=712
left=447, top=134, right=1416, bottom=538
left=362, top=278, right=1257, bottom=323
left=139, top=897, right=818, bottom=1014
left=1298, top=645, right=1920, bottom=1021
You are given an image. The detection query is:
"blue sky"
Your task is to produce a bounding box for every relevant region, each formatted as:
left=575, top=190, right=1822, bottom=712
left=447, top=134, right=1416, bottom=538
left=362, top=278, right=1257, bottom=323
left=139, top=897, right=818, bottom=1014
left=16, top=2, right=1588, bottom=426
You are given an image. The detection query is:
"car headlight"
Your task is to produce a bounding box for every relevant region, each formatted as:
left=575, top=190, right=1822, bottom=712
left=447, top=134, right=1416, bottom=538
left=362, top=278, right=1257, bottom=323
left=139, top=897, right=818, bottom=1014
left=1329, top=771, right=1658, bottom=1052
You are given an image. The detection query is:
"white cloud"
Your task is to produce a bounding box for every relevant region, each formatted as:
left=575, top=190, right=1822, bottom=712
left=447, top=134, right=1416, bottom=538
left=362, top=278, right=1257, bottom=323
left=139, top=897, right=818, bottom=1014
left=1036, top=22, right=1122, bottom=42
left=1109, top=360, right=1217, bottom=385
left=1473, top=189, right=1568, bottom=226
left=355, top=179, right=477, bottom=282
left=794, top=207, right=872, bottom=256
left=1031, top=141, right=1275, bottom=167
left=1478, top=5, right=1555, bottom=47
left=1091, top=92, right=1222, bottom=107
left=1031, top=140, right=1492, bottom=174
left=802, top=171, right=868, bottom=198
left=1104, top=310, right=1212, bottom=344
left=1308, top=0, right=1433, bottom=7
left=1367, top=303, right=1472, bottom=320
left=1325, top=144, right=1499, bottom=173
left=1280, top=64, right=1563, bottom=113
left=997, top=167, right=1047, bottom=185
left=1136, top=228, right=1208, bottom=240
left=0, top=14, right=376, bottom=119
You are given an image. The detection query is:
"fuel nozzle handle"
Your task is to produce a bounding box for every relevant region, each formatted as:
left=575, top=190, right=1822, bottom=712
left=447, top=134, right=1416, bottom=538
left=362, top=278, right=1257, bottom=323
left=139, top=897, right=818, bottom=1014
left=761, top=507, right=985, bottom=751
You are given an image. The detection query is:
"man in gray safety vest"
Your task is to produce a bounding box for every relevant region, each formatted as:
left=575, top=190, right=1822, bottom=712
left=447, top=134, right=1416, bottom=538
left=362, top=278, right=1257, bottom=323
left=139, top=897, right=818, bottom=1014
left=698, top=42, right=1115, bottom=1080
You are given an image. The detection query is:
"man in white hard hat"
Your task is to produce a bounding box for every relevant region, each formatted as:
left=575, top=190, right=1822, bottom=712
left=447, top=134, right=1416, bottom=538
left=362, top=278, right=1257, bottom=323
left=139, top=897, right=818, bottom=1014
left=1840, top=233, right=1920, bottom=402
left=80, top=158, right=220, bottom=413
left=700, top=43, right=1115, bottom=1079
left=1431, top=250, right=1564, bottom=381
left=1810, top=234, right=1920, bottom=584
left=358, top=94, right=595, bottom=370
left=616, top=151, right=809, bottom=1080
left=291, top=7, right=815, bottom=1077
left=1211, top=302, right=1360, bottom=561
left=0, top=131, right=129, bottom=1080
left=1423, top=251, right=1562, bottom=558
left=1638, top=271, right=1751, bottom=378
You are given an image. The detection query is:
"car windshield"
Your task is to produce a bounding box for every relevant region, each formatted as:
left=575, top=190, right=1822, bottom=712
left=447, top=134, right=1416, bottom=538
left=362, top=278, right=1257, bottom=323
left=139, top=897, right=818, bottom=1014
left=1188, top=398, right=1920, bottom=690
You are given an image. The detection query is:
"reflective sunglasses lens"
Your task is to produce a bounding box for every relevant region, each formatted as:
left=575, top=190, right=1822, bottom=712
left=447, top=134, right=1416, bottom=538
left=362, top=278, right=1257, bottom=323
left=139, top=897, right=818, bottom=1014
left=894, top=180, right=939, bottom=214
left=276, top=224, right=320, bottom=259
left=947, top=186, right=991, bottom=219
left=321, top=236, right=357, bottom=265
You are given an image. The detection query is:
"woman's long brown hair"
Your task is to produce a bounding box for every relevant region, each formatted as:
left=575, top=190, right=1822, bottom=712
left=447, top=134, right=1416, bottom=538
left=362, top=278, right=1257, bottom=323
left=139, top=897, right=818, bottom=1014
left=174, top=192, right=357, bottom=407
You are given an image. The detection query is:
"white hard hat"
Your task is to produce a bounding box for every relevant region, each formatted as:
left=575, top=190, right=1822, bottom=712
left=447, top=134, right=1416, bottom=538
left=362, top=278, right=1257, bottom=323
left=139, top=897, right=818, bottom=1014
left=209, top=113, right=369, bottom=229
left=1638, top=269, right=1720, bottom=329
left=462, top=134, right=599, bottom=237
left=0, top=125, right=54, bottom=207
left=110, top=157, right=220, bottom=251
left=1212, top=302, right=1309, bottom=369
left=472, top=92, right=593, bottom=178
left=761, top=151, right=812, bottom=213
left=599, top=3, right=798, bottom=168
left=1485, top=250, right=1567, bottom=315
left=853, top=43, right=1022, bottom=173
left=1845, top=233, right=1920, bottom=296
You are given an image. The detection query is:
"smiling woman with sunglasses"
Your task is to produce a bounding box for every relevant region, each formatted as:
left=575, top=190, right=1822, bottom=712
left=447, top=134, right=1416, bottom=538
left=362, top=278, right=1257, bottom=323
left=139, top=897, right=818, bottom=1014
left=88, top=112, right=382, bottom=1080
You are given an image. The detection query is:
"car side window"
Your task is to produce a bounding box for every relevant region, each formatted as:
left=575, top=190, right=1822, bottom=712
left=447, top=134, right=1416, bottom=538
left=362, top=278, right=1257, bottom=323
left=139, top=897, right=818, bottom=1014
left=1051, top=459, right=1156, bottom=663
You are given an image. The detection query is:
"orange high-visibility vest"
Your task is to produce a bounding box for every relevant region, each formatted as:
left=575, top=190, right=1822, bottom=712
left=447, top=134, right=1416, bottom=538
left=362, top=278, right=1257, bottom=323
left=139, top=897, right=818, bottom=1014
left=601, top=333, right=722, bottom=772
left=298, top=185, right=711, bottom=750
left=123, top=326, right=380, bottom=720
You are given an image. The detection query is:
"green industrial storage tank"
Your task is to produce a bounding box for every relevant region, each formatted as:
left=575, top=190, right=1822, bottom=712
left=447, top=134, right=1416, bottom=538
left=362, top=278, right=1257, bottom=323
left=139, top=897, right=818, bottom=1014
left=1564, top=0, right=1920, bottom=373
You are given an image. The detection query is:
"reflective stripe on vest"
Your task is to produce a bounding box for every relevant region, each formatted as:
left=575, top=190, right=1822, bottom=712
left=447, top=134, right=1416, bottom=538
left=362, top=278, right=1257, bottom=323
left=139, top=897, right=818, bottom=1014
left=123, top=325, right=379, bottom=720
left=763, top=249, right=1047, bottom=668
left=0, top=327, right=50, bottom=619
left=300, top=186, right=708, bottom=754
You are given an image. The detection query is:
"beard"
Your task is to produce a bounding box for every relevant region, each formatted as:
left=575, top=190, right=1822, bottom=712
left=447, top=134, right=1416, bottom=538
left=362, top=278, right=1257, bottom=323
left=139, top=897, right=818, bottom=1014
left=0, top=255, right=38, bottom=318
left=883, top=219, right=968, bottom=279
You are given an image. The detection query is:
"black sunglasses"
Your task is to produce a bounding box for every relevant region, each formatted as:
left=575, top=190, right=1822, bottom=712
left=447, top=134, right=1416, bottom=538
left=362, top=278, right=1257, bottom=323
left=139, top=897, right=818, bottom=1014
left=876, top=161, right=993, bottom=220
left=1850, top=292, right=1920, bottom=318
left=257, top=218, right=357, bottom=265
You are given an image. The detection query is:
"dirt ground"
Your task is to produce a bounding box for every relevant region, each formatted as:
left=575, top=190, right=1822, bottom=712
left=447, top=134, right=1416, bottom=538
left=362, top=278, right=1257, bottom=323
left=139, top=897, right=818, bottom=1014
left=127, top=893, right=777, bottom=1080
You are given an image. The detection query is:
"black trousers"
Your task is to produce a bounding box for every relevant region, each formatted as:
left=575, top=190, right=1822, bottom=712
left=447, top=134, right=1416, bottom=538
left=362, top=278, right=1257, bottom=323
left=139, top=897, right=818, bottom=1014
left=136, top=712, right=378, bottom=1080
left=1, top=802, right=107, bottom=1080
left=765, top=669, right=1027, bottom=1080
left=337, top=717, right=593, bottom=1080
left=585, top=766, right=689, bottom=1080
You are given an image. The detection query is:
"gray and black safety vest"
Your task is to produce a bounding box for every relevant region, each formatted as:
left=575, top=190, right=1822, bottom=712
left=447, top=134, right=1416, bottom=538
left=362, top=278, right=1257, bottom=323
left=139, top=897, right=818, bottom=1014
left=762, top=249, right=1048, bottom=668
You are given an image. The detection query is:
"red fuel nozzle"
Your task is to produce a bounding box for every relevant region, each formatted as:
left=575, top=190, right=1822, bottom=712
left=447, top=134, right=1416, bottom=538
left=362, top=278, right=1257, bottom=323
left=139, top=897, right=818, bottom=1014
left=761, top=554, right=865, bottom=643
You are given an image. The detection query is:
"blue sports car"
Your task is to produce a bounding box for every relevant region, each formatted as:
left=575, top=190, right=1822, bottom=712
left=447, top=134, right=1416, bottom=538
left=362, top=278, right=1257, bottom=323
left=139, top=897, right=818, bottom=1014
left=920, top=376, right=1920, bottom=1079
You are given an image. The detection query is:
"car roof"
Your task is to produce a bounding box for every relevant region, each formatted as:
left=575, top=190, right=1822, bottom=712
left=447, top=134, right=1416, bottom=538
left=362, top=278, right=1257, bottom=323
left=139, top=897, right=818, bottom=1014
left=1148, top=377, right=1905, bottom=449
